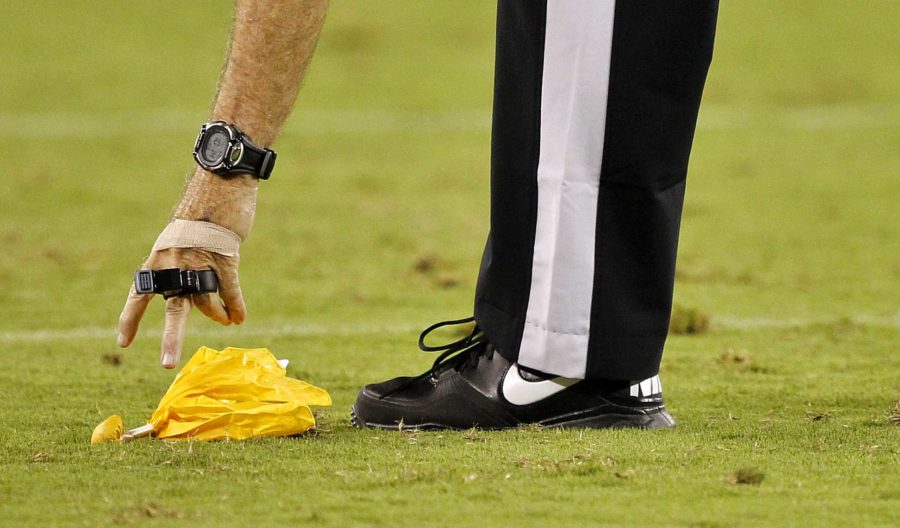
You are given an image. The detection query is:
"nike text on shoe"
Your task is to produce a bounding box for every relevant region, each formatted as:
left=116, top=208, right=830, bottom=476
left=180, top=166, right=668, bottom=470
left=351, top=317, right=676, bottom=430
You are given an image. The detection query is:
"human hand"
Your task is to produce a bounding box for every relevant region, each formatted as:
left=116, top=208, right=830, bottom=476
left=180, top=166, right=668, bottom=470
left=117, top=247, right=245, bottom=368
left=117, top=170, right=256, bottom=368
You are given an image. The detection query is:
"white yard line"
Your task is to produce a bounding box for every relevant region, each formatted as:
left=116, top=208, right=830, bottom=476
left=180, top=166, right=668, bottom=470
left=0, top=109, right=490, bottom=139
left=0, top=104, right=898, bottom=139
left=0, top=322, right=423, bottom=343
left=712, top=313, right=900, bottom=330
left=697, top=103, right=900, bottom=131
left=0, top=314, right=896, bottom=343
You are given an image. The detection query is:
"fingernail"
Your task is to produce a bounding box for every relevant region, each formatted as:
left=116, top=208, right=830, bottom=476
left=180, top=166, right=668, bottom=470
left=117, top=333, right=127, bottom=347
left=161, top=352, right=176, bottom=368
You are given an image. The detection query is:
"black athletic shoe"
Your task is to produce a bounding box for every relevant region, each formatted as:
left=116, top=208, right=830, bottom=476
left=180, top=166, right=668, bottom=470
left=351, top=318, right=675, bottom=430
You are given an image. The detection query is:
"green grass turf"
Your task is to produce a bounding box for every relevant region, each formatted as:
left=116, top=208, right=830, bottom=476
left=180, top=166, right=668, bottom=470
left=0, top=1, right=897, bottom=526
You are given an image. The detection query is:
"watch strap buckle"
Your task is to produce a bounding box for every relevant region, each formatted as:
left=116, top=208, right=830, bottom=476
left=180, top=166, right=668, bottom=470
left=258, top=150, right=277, bottom=180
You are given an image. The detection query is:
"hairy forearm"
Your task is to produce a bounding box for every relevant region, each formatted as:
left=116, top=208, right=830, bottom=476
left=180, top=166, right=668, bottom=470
left=214, top=0, right=328, bottom=145
left=174, top=0, right=328, bottom=238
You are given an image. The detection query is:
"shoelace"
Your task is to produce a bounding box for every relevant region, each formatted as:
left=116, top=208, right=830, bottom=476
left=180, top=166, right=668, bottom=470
left=417, top=316, right=492, bottom=376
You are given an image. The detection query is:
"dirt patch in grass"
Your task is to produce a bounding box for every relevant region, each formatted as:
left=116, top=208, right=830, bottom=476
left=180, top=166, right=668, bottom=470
left=413, top=254, right=438, bottom=274
left=102, top=352, right=123, bottom=366
left=463, top=427, right=484, bottom=443
left=670, top=305, right=711, bottom=335
left=28, top=451, right=51, bottom=463
left=716, top=348, right=775, bottom=374
left=111, top=501, right=189, bottom=524
left=725, top=467, right=765, bottom=486
left=718, top=348, right=752, bottom=370
left=806, top=410, right=833, bottom=422
left=514, top=454, right=616, bottom=476
left=412, top=254, right=463, bottom=289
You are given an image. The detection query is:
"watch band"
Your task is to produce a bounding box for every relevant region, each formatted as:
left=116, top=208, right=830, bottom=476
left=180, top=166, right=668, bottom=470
left=134, top=268, right=219, bottom=299
left=232, top=140, right=277, bottom=180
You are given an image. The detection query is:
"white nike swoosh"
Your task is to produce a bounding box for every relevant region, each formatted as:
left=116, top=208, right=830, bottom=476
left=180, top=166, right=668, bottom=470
left=501, top=365, right=579, bottom=406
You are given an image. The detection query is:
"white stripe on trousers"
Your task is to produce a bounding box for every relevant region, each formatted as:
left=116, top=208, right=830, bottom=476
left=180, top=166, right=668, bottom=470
left=518, top=0, right=616, bottom=379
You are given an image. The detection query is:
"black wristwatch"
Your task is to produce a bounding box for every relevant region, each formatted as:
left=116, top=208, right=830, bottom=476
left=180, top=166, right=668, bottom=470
left=193, top=121, right=276, bottom=180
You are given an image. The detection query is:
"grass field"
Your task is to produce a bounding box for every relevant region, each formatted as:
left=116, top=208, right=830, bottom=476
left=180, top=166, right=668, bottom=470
left=1, top=1, right=898, bottom=526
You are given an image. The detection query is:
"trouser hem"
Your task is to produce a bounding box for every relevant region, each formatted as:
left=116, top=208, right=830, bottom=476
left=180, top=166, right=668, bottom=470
left=475, top=296, right=666, bottom=381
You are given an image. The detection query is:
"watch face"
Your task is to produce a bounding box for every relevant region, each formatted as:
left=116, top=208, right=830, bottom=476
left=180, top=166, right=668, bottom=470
left=201, top=128, right=230, bottom=165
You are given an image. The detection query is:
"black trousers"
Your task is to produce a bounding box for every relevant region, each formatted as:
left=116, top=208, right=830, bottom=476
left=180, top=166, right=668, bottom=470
left=473, top=0, right=719, bottom=380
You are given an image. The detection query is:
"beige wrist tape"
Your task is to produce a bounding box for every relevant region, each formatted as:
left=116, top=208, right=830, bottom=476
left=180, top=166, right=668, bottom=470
left=151, top=219, right=242, bottom=257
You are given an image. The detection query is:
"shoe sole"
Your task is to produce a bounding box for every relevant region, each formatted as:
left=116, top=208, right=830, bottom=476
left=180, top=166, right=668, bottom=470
left=349, top=405, right=676, bottom=431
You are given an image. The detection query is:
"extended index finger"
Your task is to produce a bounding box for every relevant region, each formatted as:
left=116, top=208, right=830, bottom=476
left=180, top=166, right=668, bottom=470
left=117, top=285, right=153, bottom=347
left=160, top=296, right=190, bottom=369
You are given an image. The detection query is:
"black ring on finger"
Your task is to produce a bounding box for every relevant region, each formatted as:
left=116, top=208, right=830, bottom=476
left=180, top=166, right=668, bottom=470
left=134, top=268, right=219, bottom=299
